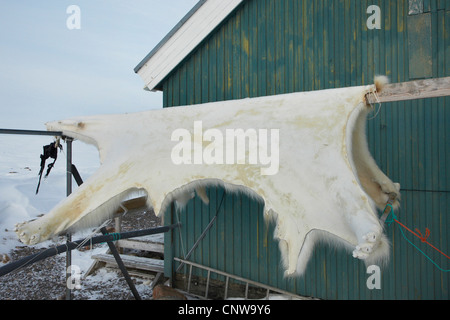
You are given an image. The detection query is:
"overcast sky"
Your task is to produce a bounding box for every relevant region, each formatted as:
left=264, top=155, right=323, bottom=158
left=0, top=0, right=198, bottom=130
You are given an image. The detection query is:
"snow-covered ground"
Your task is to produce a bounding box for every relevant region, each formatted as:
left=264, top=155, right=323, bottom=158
left=0, top=132, right=156, bottom=299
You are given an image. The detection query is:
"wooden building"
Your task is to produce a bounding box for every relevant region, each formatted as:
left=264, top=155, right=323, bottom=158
left=135, top=0, right=449, bottom=299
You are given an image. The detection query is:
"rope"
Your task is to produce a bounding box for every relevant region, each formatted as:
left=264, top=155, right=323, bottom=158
left=175, top=205, right=187, bottom=263
left=75, top=219, right=112, bottom=250
left=384, top=204, right=450, bottom=272
left=175, top=189, right=226, bottom=273
left=106, top=233, right=121, bottom=241
left=367, top=90, right=382, bottom=120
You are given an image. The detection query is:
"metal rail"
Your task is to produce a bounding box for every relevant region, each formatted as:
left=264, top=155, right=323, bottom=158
left=174, top=257, right=311, bottom=300
left=0, top=224, right=179, bottom=277
left=0, top=128, right=63, bottom=136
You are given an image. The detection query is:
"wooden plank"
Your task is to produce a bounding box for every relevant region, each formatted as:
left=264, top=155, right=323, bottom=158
left=117, top=239, right=164, bottom=253
left=129, top=233, right=164, bottom=244
left=366, top=77, right=450, bottom=104
left=92, top=253, right=164, bottom=273
left=115, top=196, right=148, bottom=214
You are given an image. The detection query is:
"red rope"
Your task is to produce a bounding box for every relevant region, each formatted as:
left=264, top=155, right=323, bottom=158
left=392, top=218, right=450, bottom=260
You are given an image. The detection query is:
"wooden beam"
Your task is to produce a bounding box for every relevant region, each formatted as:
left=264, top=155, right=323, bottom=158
left=366, top=77, right=450, bottom=104
left=115, top=195, right=148, bottom=214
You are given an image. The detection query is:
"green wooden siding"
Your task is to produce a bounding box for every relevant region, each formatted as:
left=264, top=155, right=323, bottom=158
left=162, top=0, right=450, bottom=299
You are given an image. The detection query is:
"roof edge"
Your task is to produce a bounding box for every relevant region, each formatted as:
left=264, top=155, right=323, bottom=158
left=134, top=0, right=244, bottom=91
left=133, top=0, right=207, bottom=74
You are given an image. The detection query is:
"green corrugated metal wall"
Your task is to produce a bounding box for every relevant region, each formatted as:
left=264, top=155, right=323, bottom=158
left=162, top=0, right=449, bottom=299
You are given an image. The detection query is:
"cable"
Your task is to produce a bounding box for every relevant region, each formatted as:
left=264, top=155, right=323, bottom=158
left=384, top=204, right=449, bottom=272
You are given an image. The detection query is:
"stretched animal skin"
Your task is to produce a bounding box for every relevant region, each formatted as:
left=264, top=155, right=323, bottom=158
left=15, top=79, right=400, bottom=276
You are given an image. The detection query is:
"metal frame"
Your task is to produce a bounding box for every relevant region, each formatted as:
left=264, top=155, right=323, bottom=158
left=0, top=128, right=63, bottom=136
left=173, top=257, right=311, bottom=300
left=0, top=128, right=75, bottom=298
left=0, top=128, right=181, bottom=300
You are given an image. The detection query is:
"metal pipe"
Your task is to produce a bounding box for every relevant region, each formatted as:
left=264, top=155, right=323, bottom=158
left=65, top=138, right=73, bottom=300
left=0, top=224, right=179, bottom=277
left=205, top=270, right=211, bottom=299
left=187, top=264, right=193, bottom=293
left=224, top=276, right=229, bottom=300
left=0, top=128, right=63, bottom=136
left=100, top=227, right=141, bottom=300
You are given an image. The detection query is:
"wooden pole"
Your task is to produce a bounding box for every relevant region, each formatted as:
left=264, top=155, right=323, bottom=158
left=366, top=77, right=450, bottom=104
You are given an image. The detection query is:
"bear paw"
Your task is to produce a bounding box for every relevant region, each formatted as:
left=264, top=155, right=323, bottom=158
left=14, top=221, right=43, bottom=245
left=352, top=231, right=381, bottom=260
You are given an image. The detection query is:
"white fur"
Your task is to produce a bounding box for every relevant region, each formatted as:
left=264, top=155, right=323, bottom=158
left=374, top=75, right=389, bottom=92
left=15, top=81, right=400, bottom=277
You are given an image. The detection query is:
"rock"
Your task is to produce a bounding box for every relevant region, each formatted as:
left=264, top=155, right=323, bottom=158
left=3, top=254, right=10, bottom=263
left=0, top=253, right=10, bottom=263
left=153, top=285, right=187, bottom=300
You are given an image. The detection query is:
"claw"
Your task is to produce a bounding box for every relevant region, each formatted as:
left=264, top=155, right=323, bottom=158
left=353, top=230, right=382, bottom=260
left=30, top=235, right=40, bottom=244
left=353, top=248, right=369, bottom=259
left=362, top=232, right=377, bottom=243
